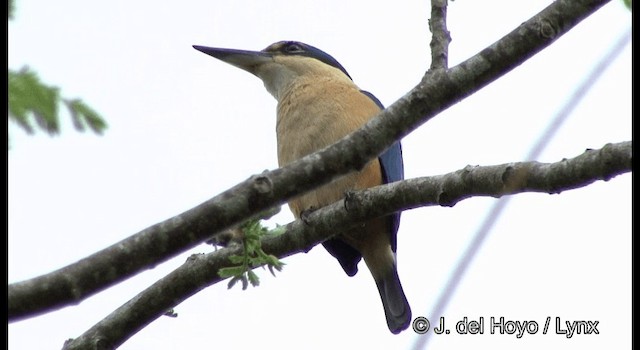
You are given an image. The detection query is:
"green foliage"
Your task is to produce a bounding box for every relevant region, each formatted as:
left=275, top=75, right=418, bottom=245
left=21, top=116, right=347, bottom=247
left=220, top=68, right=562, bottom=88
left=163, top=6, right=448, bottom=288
left=9, top=0, right=15, bottom=19
left=9, top=68, right=60, bottom=135
left=218, top=219, right=286, bottom=290
left=65, top=99, right=108, bottom=134
left=623, top=0, right=631, bottom=9
left=9, top=1, right=106, bottom=143
left=8, top=67, right=108, bottom=137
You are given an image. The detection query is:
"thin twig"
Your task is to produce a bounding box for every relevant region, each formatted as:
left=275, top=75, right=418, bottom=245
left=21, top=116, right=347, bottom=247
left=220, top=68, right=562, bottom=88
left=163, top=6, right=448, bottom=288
left=429, top=0, right=451, bottom=70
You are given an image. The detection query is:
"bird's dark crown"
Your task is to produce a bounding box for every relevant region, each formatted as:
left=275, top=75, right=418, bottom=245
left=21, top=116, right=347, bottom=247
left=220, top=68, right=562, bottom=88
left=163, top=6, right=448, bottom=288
left=263, top=41, right=352, bottom=80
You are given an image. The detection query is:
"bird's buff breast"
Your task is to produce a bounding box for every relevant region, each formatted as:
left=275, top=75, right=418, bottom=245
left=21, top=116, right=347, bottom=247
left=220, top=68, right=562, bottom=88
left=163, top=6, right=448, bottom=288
left=275, top=78, right=382, bottom=218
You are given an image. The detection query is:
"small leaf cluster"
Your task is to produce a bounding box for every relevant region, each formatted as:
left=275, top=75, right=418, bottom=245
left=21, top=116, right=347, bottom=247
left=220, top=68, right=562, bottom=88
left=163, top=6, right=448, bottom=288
left=218, top=220, right=285, bottom=290
left=8, top=67, right=107, bottom=137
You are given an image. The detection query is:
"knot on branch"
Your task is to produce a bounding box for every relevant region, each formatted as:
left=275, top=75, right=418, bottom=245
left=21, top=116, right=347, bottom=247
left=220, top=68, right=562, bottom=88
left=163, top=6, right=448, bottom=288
left=437, top=167, right=476, bottom=207
left=537, top=18, right=557, bottom=39
left=186, top=253, right=205, bottom=262
left=597, top=143, right=630, bottom=182
left=63, top=335, right=112, bottom=350
left=251, top=174, right=274, bottom=195
left=343, top=190, right=359, bottom=213
left=245, top=172, right=276, bottom=212
left=501, top=164, right=529, bottom=193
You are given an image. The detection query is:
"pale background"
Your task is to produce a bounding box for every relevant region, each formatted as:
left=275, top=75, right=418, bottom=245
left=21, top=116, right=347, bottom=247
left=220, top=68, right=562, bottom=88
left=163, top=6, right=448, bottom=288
left=8, top=1, right=631, bottom=349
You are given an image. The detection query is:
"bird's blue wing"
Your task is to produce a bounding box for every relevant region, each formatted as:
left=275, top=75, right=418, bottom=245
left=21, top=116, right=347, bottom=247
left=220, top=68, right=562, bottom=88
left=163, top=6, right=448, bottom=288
left=321, top=90, right=405, bottom=275
left=361, top=90, right=405, bottom=252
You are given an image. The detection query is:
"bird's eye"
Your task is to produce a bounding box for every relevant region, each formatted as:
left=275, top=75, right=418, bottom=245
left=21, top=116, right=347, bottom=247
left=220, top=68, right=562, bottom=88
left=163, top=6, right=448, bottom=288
left=284, top=43, right=303, bottom=53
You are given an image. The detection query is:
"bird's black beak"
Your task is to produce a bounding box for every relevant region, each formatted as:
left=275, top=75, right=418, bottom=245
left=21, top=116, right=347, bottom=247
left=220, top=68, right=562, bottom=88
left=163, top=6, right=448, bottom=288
left=193, top=45, right=273, bottom=75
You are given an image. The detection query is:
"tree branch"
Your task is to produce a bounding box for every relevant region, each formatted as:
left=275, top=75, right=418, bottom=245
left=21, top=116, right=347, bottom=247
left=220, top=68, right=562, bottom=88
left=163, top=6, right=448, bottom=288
left=429, top=0, right=451, bottom=69
left=62, top=141, right=631, bottom=349
left=8, top=0, right=611, bottom=322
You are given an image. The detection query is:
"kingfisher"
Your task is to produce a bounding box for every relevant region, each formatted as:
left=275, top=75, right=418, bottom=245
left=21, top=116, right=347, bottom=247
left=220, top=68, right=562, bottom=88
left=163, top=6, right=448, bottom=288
left=194, top=41, right=411, bottom=334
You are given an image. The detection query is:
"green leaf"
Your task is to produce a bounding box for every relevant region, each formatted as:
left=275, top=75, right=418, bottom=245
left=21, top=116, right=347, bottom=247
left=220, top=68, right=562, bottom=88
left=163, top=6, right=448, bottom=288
left=218, top=217, right=286, bottom=290
left=65, top=99, right=108, bottom=134
left=267, top=264, right=284, bottom=277
left=218, top=266, right=246, bottom=278
left=247, top=270, right=260, bottom=287
left=227, top=255, right=246, bottom=265
left=227, top=275, right=249, bottom=290
left=269, top=225, right=287, bottom=236
left=9, top=68, right=60, bottom=135
left=264, top=254, right=285, bottom=269
left=240, top=276, right=249, bottom=290
left=8, top=66, right=107, bottom=139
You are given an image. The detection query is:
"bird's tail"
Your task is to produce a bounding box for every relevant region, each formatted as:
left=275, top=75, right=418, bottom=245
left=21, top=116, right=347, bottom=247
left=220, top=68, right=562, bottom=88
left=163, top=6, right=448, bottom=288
left=373, top=265, right=412, bottom=334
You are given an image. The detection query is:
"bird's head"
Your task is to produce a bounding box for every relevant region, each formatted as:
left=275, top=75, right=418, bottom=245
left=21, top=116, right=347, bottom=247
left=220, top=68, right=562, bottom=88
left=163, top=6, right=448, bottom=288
left=193, top=41, right=353, bottom=99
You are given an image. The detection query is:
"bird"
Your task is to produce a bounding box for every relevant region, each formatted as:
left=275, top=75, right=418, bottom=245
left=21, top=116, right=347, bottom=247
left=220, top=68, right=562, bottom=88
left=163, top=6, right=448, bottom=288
left=193, top=41, right=411, bottom=334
